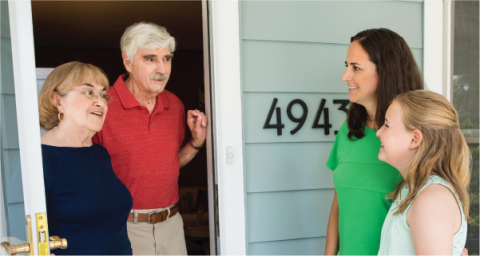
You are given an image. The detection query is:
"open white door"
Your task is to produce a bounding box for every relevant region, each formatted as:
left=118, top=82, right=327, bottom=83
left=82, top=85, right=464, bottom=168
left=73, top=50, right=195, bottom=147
left=0, top=1, right=65, bottom=255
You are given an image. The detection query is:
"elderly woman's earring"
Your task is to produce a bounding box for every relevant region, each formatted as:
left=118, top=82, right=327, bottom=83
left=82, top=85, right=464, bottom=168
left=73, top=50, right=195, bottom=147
left=58, top=112, right=64, bottom=122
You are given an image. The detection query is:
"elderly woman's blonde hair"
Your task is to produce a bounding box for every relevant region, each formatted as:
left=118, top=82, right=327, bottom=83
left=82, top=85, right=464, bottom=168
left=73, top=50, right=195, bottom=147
left=388, top=90, right=471, bottom=222
left=121, top=22, right=176, bottom=63
left=38, top=61, right=109, bottom=131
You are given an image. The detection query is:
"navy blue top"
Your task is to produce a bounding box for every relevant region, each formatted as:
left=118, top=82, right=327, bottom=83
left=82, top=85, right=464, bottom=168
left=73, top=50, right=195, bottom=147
left=42, top=144, right=133, bottom=255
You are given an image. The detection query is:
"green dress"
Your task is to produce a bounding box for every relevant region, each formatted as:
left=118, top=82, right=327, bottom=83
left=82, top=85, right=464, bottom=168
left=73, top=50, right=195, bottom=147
left=327, top=122, right=402, bottom=255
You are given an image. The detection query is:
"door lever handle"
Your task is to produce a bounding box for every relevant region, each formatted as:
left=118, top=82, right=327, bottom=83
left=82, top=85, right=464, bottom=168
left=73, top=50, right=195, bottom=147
left=49, top=236, right=67, bottom=250
left=0, top=236, right=67, bottom=255
left=1, top=241, right=30, bottom=255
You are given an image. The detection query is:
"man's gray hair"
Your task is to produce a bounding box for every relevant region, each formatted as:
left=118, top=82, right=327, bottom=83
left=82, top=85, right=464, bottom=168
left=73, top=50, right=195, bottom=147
left=121, top=22, right=176, bottom=63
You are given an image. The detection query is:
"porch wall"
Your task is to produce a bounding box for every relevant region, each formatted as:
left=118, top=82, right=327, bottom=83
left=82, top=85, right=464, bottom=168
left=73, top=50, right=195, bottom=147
left=239, top=1, right=424, bottom=254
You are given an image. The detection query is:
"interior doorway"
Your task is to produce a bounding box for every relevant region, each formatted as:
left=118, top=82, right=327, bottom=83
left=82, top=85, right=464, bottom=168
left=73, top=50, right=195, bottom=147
left=31, top=1, right=214, bottom=255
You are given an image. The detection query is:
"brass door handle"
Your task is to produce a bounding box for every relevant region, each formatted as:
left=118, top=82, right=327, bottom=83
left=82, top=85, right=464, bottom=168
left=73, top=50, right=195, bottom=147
left=49, top=236, right=67, bottom=250
left=0, top=236, right=66, bottom=255
left=0, top=242, right=30, bottom=255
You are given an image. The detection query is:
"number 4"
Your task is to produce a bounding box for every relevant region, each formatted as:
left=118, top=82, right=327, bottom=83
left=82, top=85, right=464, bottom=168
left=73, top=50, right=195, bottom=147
left=312, top=99, right=332, bottom=135
left=263, top=98, right=285, bottom=136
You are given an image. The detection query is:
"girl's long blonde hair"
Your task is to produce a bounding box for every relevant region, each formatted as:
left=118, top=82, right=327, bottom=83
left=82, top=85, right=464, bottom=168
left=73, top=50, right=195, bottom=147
left=390, top=90, right=471, bottom=221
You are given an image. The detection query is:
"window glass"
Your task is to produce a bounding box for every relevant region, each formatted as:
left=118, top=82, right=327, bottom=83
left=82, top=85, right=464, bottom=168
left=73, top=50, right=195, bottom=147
left=452, top=1, right=479, bottom=253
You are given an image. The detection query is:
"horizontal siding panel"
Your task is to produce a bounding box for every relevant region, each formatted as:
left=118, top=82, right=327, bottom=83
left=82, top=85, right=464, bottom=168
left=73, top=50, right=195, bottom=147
left=244, top=92, right=349, bottom=143
left=245, top=142, right=334, bottom=193
left=7, top=203, right=26, bottom=240
left=247, top=189, right=334, bottom=242
left=241, top=1, right=423, bottom=48
left=242, top=40, right=423, bottom=93
left=412, top=48, right=423, bottom=72
left=242, top=41, right=348, bottom=93
left=1, top=38, right=15, bottom=95
left=4, top=149, right=23, bottom=204
left=1, top=1, right=10, bottom=39
left=398, top=0, right=424, bottom=2
left=1, top=95, right=19, bottom=149
left=249, top=237, right=326, bottom=255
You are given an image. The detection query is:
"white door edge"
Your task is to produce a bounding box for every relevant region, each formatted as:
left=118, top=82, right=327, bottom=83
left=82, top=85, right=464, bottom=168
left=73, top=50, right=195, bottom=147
left=8, top=0, right=47, bottom=254
left=209, top=0, right=247, bottom=254
left=0, top=139, right=6, bottom=254
left=201, top=0, right=218, bottom=254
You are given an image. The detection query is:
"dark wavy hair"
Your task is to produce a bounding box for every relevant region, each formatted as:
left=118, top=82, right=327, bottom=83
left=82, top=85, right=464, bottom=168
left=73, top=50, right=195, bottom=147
left=347, top=28, right=424, bottom=140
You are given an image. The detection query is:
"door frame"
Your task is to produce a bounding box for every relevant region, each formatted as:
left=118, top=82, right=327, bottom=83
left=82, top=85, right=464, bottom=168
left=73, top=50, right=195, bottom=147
left=7, top=0, right=48, bottom=254
left=201, top=0, right=218, bottom=254
left=8, top=1, right=248, bottom=254
left=424, top=0, right=453, bottom=100
left=441, top=0, right=454, bottom=102
left=0, top=165, right=7, bottom=241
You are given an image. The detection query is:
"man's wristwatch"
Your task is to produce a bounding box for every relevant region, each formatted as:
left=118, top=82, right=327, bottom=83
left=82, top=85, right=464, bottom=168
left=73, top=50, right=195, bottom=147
left=189, top=140, right=203, bottom=150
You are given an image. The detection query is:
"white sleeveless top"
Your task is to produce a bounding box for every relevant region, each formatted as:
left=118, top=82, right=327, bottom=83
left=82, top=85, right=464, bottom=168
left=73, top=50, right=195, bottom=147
left=378, top=176, right=467, bottom=255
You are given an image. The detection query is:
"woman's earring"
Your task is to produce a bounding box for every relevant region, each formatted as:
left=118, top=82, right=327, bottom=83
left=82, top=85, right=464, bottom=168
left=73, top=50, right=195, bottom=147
left=58, top=112, right=64, bottom=122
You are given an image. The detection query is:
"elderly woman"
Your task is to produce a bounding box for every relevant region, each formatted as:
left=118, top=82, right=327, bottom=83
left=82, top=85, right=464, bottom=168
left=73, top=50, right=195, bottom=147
left=38, top=61, right=133, bottom=255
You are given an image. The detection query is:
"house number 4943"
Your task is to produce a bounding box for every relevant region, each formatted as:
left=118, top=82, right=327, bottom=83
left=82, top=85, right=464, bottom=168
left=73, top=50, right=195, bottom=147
left=263, top=98, right=349, bottom=136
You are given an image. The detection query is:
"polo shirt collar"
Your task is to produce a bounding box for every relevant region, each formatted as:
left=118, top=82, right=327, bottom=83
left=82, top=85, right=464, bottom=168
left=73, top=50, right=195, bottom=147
left=113, top=74, right=169, bottom=112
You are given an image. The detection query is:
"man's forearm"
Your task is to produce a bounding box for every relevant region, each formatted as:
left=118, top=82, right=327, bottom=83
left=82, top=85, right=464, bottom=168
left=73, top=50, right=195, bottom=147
left=178, top=143, right=201, bottom=168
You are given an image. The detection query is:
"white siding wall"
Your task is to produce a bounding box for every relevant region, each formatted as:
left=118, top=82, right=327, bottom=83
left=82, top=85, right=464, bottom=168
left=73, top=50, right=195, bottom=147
left=239, top=1, right=424, bottom=254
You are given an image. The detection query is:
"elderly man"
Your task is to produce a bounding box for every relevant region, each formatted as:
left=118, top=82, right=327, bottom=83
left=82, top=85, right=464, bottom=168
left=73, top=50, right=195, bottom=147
left=93, top=22, right=207, bottom=255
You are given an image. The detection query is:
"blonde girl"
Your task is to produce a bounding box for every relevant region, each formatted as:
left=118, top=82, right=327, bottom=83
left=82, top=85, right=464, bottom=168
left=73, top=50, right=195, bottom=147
left=376, top=90, right=470, bottom=255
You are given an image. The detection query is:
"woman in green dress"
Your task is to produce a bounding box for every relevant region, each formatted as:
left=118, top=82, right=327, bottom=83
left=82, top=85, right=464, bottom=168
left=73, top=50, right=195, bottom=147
left=324, top=28, right=424, bottom=255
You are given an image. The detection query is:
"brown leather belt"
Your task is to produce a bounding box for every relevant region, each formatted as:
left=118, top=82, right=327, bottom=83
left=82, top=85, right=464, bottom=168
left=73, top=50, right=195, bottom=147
left=127, top=205, right=178, bottom=224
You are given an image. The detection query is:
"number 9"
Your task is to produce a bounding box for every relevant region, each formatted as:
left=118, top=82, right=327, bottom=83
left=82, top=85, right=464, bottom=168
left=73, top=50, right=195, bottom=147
left=287, top=99, right=308, bottom=135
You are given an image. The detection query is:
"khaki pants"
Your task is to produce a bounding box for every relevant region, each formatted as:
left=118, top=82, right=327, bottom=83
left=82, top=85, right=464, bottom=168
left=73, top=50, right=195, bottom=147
left=127, top=207, right=187, bottom=255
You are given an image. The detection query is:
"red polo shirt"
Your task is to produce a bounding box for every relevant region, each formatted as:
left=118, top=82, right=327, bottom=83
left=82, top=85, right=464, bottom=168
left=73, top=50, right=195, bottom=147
left=93, top=74, right=185, bottom=209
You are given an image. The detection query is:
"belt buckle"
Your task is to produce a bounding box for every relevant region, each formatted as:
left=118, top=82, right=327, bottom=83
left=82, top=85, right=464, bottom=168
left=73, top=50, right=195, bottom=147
left=147, top=212, right=163, bottom=224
